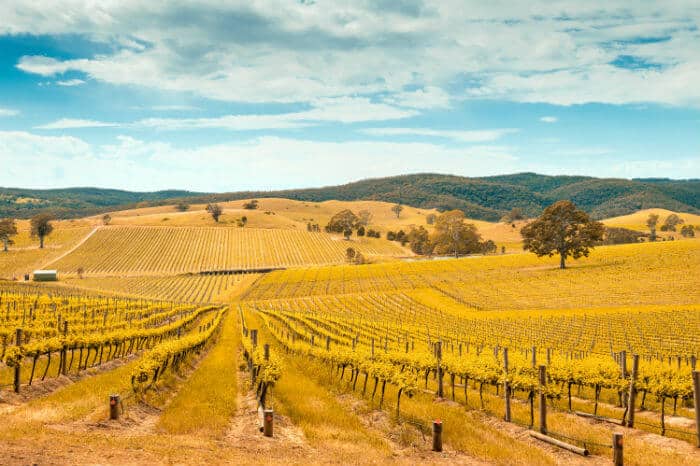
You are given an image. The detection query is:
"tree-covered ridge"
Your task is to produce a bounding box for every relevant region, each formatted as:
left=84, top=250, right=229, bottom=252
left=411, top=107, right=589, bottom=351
left=1, top=173, right=698, bottom=221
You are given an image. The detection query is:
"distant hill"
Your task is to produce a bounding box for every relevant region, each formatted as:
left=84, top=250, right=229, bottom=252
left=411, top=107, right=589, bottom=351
left=2, top=173, right=699, bottom=221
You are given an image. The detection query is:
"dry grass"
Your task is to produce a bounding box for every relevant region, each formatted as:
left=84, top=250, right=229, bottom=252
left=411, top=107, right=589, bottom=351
left=157, top=309, right=239, bottom=435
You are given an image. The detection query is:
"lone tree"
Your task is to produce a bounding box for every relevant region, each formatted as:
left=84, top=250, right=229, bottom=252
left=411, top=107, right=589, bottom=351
left=521, top=200, right=604, bottom=269
left=391, top=203, right=404, bottom=219
left=646, top=213, right=659, bottom=241
left=430, top=210, right=483, bottom=258
left=660, top=214, right=684, bottom=232
left=175, top=202, right=189, bottom=212
left=680, top=225, right=695, bottom=238
left=30, top=213, right=54, bottom=249
left=407, top=226, right=431, bottom=255
left=326, top=209, right=359, bottom=235
left=243, top=199, right=259, bottom=210
left=0, top=218, right=18, bottom=252
left=102, top=214, right=112, bottom=225
left=206, top=203, right=223, bottom=222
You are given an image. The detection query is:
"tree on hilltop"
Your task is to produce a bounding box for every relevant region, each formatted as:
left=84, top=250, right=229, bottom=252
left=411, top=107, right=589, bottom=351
left=30, top=213, right=54, bottom=249
left=521, top=200, right=604, bottom=269
left=175, top=202, right=189, bottom=212
left=206, top=203, right=223, bottom=222
left=326, top=210, right=359, bottom=238
left=660, top=214, right=683, bottom=232
left=646, top=213, right=659, bottom=241
left=430, top=210, right=483, bottom=258
left=391, top=203, right=404, bottom=219
left=0, top=218, right=18, bottom=252
left=102, top=214, right=112, bottom=225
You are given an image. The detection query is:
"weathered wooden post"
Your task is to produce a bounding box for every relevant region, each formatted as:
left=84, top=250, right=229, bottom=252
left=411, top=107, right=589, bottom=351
left=250, top=329, right=258, bottom=348
left=263, top=409, right=274, bottom=437
left=326, top=336, right=331, bottom=351
left=693, top=370, right=700, bottom=448
left=691, top=355, right=697, bottom=371
left=532, top=346, right=537, bottom=368
left=432, top=419, right=443, bottom=452
left=436, top=341, right=444, bottom=398
left=61, top=321, right=69, bottom=375
left=504, top=348, right=511, bottom=422
left=13, top=328, right=22, bottom=394
left=264, top=344, right=270, bottom=361
left=613, top=433, right=623, bottom=466
left=546, top=348, right=551, bottom=366
left=539, top=365, right=547, bottom=434
left=109, top=394, right=121, bottom=420
left=626, top=355, right=639, bottom=427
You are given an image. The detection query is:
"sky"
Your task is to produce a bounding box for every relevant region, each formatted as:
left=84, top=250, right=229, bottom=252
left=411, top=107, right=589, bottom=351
left=0, top=1, right=699, bottom=192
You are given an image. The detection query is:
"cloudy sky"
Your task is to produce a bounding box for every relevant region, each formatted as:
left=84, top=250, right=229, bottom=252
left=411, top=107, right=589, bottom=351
left=0, top=1, right=699, bottom=192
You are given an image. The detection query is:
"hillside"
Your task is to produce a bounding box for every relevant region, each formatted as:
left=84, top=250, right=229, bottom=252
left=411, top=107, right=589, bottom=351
left=2, top=173, right=699, bottom=221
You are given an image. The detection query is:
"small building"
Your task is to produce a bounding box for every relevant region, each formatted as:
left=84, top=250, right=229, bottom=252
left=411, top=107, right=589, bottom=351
left=33, top=270, right=58, bottom=282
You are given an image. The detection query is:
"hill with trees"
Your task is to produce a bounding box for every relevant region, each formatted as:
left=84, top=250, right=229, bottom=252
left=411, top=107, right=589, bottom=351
left=2, top=173, right=698, bottom=221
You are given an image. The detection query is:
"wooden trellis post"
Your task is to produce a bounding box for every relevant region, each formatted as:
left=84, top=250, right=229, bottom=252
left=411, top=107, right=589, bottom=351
left=539, top=365, right=547, bottom=434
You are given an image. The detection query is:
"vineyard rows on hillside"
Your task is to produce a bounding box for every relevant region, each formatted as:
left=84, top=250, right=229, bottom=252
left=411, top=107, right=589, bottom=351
left=61, top=273, right=255, bottom=304
left=50, top=226, right=407, bottom=275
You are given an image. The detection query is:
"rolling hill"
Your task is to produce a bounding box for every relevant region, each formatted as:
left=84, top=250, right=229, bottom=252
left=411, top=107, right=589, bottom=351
left=2, top=173, right=699, bottom=221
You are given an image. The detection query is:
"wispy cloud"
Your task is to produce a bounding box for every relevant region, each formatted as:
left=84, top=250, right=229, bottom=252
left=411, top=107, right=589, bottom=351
left=361, top=127, right=518, bottom=143
left=0, top=107, right=19, bottom=117
left=540, top=116, right=558, bottom=123
left=37, top=98, right=419, bottom=131
left=56, top=79, right=85, bottom=86
left=36, top=118, right=118, bottom=129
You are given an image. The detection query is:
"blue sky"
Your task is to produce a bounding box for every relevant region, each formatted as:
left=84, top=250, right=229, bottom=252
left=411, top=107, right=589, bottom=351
left=0, top=1, right=698, bottom=192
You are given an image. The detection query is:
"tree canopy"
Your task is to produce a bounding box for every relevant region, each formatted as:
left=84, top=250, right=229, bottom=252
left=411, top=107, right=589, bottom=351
left=521, top=200, right=604, bottom=269
left=30, top=213, right=54, bottom=249
left=0, top=218, right=18, bottom=252
left=326, top=209, right=360, bottom=234
left=430, top=210, right=483, bottom=257
left=206, top=203, right=223, bottom=222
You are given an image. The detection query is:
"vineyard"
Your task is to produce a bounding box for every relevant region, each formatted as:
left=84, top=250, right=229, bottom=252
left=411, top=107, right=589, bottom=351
left=0, top=217, right=698, bottom=464
left=236, top=238, right=700, bottom=459
left=49, top=226, right=408, bottom=275
left=60, top=273, right=259, bottom=304
left=0, top=284, right=226, bottom=392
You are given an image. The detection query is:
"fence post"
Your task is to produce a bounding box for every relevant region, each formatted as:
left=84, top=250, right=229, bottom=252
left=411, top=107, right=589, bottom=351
left=263, top=409, right=274, bottom=437
left=61, top=321, right=68, bottom=375
left=532, top=346, right=537, bottom=368
left=613, top=433, right=623, bottom=466
left=109, top=394, right=121, bottom=420
left=626, top=355, right=639, bottom=427
left=13, top=328, right=22, bottom=394
left=432, top=419, right=443, bottom=452
left=436, top=341, right=443, bottom=398
left=693, top=370, right=700, bottom=448
left=250, top=329, right=258, bottom=348
left=504, top=348, right=511, bottom=422
left=539, top=365, right=547, bottom=434
left=264, top=344, right=270, bottom=361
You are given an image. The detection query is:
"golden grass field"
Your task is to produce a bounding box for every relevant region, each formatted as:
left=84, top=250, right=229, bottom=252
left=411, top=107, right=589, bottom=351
left=0, top=204, right=698, bottom=465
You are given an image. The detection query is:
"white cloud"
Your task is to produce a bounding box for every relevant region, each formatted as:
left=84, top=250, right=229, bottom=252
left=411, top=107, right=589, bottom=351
left=35, top=118, right=118, bottom=129
left=55, top=79, right=85, bottom=86
left=150, top=105, right=200, bottom=111
left=361, top=127, right=518, bottom=142
left=38, top=97, right=418, bottom=131
left=6, top=1, right=700, bottom=107
left=540, top=116, right=558, bottom=123
left=0, top=107, right=19, bottom=117
left=0, top=131, right=517, bottom=191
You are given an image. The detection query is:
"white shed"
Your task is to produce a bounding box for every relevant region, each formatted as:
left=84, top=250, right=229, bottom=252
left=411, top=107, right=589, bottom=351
left=33, top=270, right=58, bottom=282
